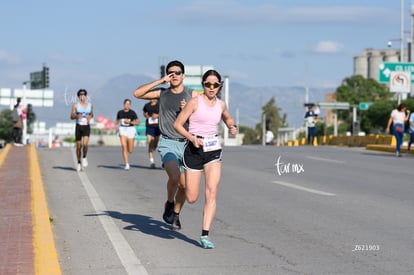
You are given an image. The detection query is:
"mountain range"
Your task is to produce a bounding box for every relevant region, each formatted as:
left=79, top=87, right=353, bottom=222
left=34, top=74, right=333, bottom=130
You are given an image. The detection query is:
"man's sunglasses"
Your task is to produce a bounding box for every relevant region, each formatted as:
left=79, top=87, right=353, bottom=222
left=167, top=70, right=183, bottom=76
left=203, top=82, right=221, bottom=89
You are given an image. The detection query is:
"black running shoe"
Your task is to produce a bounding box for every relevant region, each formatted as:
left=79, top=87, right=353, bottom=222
left=171, top=214, right=181, bottom=230
left=163, top=201, right=174, bottom=224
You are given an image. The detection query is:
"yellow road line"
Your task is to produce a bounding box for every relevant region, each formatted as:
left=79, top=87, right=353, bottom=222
left=30, top=144, right=62, bottom=275
left=0, top=143, right=11, bottom=167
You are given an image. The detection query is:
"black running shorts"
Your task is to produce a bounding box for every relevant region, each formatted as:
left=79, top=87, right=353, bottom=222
left=183, top=141, right=222, bottom=171
left=75, top=124, right=90, bottom=141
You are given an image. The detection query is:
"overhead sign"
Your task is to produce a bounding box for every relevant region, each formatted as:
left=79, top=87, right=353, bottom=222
left=0, top=88, right=12, bottom=106
left=378, top=62, right=414, bottom=83
left=390, top=71, right=411, bottom=93
left=0, top=88, right=54, bottom=107
left=30, top=71, right=43, bottom=89
left=29, top=66, right=49, bottom=89
left=359, top=102, right=373, bottom=110
left=318, top=102, right=350, bottom=110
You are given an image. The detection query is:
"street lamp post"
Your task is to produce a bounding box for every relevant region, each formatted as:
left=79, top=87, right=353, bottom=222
left=401, top=0, right=405, bottom=63
left=399, top=0, right=405, bottom=104
left=223, top=76, right=230, bottom=145
left=387, top=0, right=406, bottom=104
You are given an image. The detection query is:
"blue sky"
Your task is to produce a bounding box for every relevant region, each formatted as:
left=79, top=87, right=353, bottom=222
left=0, top=0, right=409, bottom=93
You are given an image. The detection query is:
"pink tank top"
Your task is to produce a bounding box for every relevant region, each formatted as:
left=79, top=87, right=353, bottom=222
left=189, top=95, right=222, bottom=137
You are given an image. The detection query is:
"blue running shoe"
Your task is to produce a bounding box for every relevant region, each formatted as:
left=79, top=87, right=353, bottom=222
left=200, top=236, right=215, bottom=249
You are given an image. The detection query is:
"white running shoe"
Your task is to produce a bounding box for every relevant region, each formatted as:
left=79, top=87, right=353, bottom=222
left=82, top=157, right=88, bottom=167
left=77, top=163, right=82, bottom=172
left=125, top=163, right=130, bottom=170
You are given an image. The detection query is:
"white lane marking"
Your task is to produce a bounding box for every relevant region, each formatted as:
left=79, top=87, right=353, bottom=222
left=272, top=180, right=336, bottom=196
left=306, top=156, right=346, bottom=164
left=72, top=150, right=148, bottom=275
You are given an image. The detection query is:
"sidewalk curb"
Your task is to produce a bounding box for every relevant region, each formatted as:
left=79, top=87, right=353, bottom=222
left=366, top=144, right=412, bottom=154
left=30, top=144, right=62, bottom=275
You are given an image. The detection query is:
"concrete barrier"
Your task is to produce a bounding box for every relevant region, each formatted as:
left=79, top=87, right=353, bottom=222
left=277, top=134, right=411, bottom=154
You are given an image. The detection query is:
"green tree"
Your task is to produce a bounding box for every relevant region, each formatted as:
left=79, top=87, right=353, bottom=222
left=0, top=109, right=14, bottom=142
left=335, top=75, right=392, bottom=133
left=240, top=125, right=260, bottom=144
left=254, top=97, right=283, bottom=143
left=364, top=99, right=395, bottom=132
left=238, top=97, right=285, bottom=145
left=336, top=75, right=392, bottom=105
left=365, top=98, right=414, bottom=133
left=280, top=113, right=289, bottom=128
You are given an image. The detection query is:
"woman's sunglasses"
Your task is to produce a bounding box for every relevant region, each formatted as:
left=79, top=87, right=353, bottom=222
left=203, top=82, right=221, bottom=89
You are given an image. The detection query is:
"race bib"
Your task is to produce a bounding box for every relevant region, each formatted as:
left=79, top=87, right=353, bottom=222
left=121, top=119, right=129, bottom=126
left=203, top=136, right=221, bottom=152
left=78, top=112, right=89, bottom=125
left=79, top=117, right=88, bottom=126
left=148, top=117, right=158, bottom=125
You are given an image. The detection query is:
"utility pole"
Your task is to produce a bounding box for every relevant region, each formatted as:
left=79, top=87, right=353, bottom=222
left=22, top=81, right=29, bottom=144
left=262, top=113, right=266, bottom=146
left=398, top=0, right=405, bottom=104
left=223, top=76, right=230, bottom=145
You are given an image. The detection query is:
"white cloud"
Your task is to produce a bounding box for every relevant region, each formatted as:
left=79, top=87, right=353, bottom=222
left=311, top=41, right=344, bottom=54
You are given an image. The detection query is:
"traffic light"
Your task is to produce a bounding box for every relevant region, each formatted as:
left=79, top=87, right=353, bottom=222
left=160, top=65, right=165, bottom=78
left=42, top=66, right=49, bottom=88
left=26, top=104, right=36, bottom=134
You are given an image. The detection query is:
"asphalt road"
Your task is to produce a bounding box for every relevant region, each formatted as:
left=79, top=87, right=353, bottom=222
left=38, top=145, right=414, bottom=275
